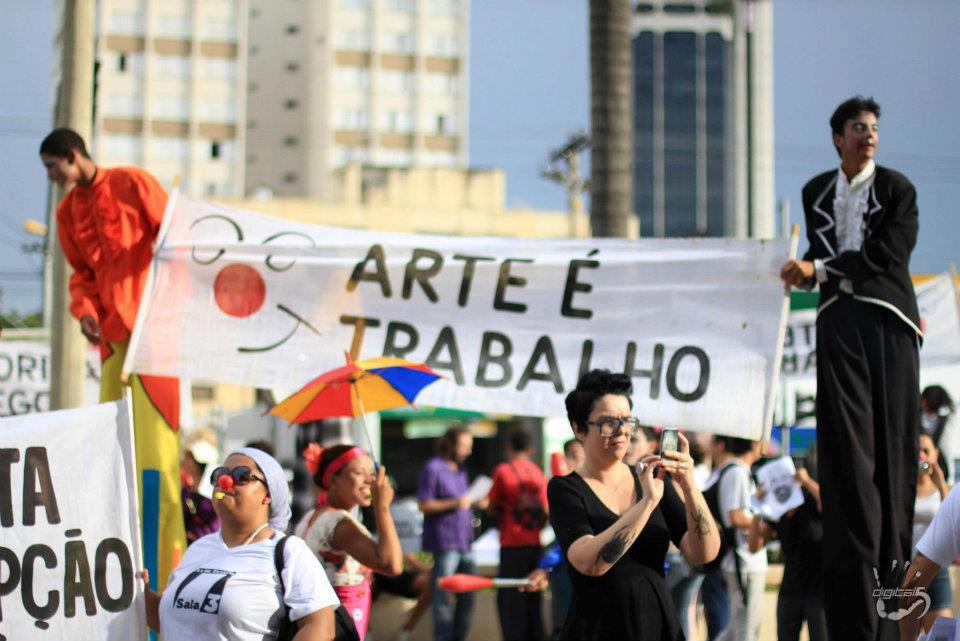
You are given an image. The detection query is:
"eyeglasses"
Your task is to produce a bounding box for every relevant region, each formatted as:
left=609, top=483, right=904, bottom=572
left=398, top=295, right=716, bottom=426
left=585, top=416, right=641, bottom=438
left=209, top=465, right=268, bottom=488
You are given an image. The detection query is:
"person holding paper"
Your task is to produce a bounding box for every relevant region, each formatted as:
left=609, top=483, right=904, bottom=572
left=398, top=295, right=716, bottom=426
left=751, top=464, right=826, bottom=641
left=417, top=426, right=488, bottom=641
left=294, top=443, right=404, bottom=640
left=547, top=369, right=719, bottom=641
left=39, top=128, right=185, bottom=592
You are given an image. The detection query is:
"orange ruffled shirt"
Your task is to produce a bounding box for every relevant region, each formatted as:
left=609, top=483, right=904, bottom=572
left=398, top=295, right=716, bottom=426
left=56, top=166, right=167, bottom=344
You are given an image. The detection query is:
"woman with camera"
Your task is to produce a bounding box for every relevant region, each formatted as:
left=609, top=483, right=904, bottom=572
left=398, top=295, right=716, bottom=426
left=547, top=369, right=720, bottom=641
left=912, top=432, right=953, bottom=632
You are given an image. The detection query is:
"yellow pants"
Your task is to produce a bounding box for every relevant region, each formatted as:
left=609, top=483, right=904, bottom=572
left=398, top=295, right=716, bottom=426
left=101, top=340, right=185, bottom=592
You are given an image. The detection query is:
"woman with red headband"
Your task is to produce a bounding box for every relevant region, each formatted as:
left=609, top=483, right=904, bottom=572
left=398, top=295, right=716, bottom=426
left=295, top=444, right=404, bottom=640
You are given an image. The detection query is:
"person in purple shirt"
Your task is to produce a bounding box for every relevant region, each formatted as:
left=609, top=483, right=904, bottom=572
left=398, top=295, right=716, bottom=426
left=418, top=426, right=488, bottom=641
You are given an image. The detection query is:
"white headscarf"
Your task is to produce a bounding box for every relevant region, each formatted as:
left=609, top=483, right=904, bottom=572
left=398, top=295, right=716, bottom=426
left=231, top=447, right=292, bottom=532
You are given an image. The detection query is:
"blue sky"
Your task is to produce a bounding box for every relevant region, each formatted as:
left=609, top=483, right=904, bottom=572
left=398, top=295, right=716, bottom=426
left=1, top=0, right=957, bottom=313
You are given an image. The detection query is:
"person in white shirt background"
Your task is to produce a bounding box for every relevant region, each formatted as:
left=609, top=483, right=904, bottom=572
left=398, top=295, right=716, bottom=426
left=715, top=436, right=766, bottom=641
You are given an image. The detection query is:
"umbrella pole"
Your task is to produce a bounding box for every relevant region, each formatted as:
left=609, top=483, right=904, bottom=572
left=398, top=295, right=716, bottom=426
left=354, top=394, right=379, bottom=468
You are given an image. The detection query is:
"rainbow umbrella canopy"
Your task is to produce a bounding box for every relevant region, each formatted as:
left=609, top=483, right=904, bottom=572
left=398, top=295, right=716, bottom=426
left=270, top=353, right=442, bottom=461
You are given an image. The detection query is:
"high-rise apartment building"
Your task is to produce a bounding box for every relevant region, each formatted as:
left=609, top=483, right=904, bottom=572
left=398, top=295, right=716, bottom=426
left=245, top=0, right=469, bottom=199
left=632, top=0, right=774, bottom=238
left=86, top=0, right=248, bottom=197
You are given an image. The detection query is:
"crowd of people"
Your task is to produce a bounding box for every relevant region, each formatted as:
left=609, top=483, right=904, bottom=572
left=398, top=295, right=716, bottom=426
left=36, top=91, right=960, bottom=641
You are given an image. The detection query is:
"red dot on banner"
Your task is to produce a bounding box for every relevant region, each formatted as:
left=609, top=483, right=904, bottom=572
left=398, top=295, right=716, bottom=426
left=214, top=264, right=266, bottom=317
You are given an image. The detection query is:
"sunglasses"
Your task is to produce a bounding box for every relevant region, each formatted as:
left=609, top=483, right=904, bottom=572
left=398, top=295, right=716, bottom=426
left=209, top=465, right=268, bottom=488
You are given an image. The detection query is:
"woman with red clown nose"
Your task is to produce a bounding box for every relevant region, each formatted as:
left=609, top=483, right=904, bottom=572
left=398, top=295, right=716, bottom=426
left=144, top=447, right=340, bottom=640
left=295, top=444, right=404, bottom=640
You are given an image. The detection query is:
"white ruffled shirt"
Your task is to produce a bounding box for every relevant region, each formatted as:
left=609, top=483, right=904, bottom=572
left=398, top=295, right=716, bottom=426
left=814, top=160, right=876, bottom=284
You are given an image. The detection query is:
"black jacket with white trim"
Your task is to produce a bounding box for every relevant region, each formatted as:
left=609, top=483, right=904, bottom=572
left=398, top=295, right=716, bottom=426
left=800, top=164, right=921, bottom=335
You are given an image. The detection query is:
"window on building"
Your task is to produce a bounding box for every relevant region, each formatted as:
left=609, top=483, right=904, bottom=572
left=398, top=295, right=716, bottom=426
left=210, top=142, right=221, bottom=159
left=381, top=32, right=412, bottom=54
left=248, top=119, right=257, bottom=129
left=286, top=24, right=300, bottom=34
left=206, top=183, right=217, bottom=196
left=283, top=136, right=298, bottom=146
left=383, top=110, right=412, bottom=132
left=118, top=53, right=127, bottom=72
left=249, top=82, right=258, bottom=93
left=192, top=385, right=214, bottom=400
left=286, top=61, right=300, bottom=72
left=635, top=3, right=656, bottom=13
left=427, top=0, right=458, bottom=17
left=284, top=99, right=299, bottom=110
left=436, top=114, right=447, bottom=133
left=336, top=30, right=371, bottom=51
left=384, top=0, right=413, bottom=11
left=283, top=172, right=298, bottom=184
left=337, top=107, right=368, bottom=129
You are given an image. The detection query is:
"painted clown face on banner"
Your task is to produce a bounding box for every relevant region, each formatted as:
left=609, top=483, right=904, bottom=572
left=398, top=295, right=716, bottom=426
left=190, top=214, right=321, bottom=353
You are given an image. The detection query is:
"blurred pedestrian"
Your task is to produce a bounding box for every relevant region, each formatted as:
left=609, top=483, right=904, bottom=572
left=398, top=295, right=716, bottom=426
left=715, top=437, right=766, bottom=641
left=181, top=435, right=220, bottom=545
left=417, top=426, right=487, bottom=641
left=488, top=429, right=548, bottom=641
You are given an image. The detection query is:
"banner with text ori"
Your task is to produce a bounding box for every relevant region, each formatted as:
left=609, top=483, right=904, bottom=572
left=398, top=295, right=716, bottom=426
left=124, top=193, right=791, bottom=438
left=0, top=399, right=145, bottom=640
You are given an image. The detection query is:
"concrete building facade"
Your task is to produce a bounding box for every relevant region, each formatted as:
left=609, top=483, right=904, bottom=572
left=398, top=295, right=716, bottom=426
left=85, top=0, right=248, bottom=197
left=632, top=0, right=774, bottom=239
left=245, top=0, right=470, bottom=200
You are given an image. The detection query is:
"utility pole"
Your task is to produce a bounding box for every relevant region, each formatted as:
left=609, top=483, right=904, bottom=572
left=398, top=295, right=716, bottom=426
left=589, top=0, right=633, bottom=238
left=49, top=0, right=96, bottom=410
left=541, top=133, right=590, bottom=237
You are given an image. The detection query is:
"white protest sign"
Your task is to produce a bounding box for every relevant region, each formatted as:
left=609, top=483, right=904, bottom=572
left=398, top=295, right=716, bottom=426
left=0, top=341, right=101, bottom=416
left=752, top=456, right=804, bottom=521
left=0, top=399, right=145, bottom=640
left=779, top=273, right=960, bottom=379
left=124, top=193, right=792, bottom=438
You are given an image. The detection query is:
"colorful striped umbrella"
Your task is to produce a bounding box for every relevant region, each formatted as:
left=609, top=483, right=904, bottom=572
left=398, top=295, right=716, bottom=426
left=269, top=352, right=442, bottom=463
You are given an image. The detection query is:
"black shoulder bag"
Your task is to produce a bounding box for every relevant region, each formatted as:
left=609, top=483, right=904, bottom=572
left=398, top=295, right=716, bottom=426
left=273, top=535, right=360, bottom=641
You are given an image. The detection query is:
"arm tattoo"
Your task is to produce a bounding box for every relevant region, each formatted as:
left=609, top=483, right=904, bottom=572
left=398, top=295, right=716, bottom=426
left=597, top=526, right=632, bottom=568
left=693, top=505, right=712, bottom=539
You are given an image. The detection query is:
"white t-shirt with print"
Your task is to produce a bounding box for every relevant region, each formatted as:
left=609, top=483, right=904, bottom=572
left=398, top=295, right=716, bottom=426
left=159, top=531, right=339, bottom=641
left=295, top=507, right=371, bottom=587
left=718, top=460, right=768, bottom=575
left=918, top=486, right=960, bottom=567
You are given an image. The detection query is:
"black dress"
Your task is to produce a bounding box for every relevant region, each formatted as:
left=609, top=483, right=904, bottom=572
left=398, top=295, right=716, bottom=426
left=547, top=465, right=687, bottom=641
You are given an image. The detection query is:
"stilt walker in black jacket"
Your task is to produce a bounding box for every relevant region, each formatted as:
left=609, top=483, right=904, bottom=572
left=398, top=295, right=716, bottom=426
left=780, top=96, right=921, bottom=641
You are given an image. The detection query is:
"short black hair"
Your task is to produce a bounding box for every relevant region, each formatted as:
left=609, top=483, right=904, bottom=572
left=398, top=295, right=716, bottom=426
left=564, top=369, right=633, bottom=434
left=922, top=385, right=954, bottom=415
left=562, top=439, right=581, bottom=456
left=40, top=128, right=91, bottom=159
left=509, top=429, right=531, bottom=452
left=720, top=436, right=755, bottom=456
left=830, top=96, right=880, bottom=156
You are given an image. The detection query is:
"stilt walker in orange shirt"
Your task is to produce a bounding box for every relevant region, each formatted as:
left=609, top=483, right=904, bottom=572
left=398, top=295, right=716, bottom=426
left=40, top=128, right=186, bottom=593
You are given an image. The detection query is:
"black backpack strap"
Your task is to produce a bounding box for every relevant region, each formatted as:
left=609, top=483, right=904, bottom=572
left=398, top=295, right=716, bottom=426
left=273, top=535, right=296, bottom=641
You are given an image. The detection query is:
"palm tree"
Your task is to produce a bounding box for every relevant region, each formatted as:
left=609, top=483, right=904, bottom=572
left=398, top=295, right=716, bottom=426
left=589, top=0, right=633, bottom=238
